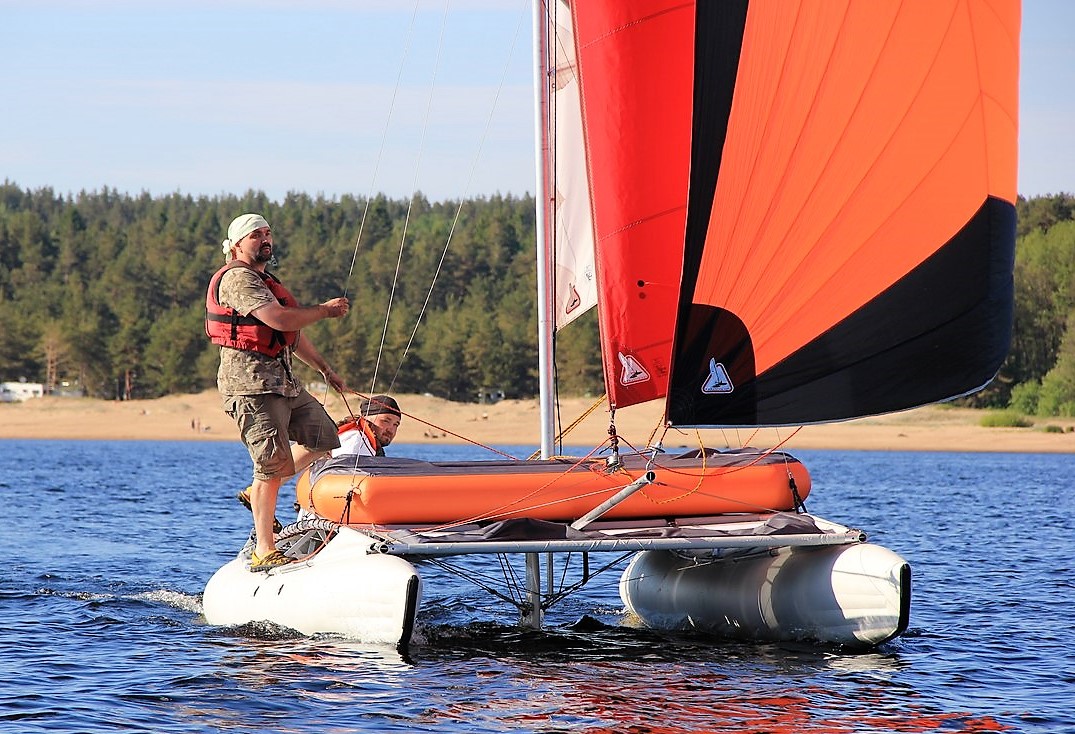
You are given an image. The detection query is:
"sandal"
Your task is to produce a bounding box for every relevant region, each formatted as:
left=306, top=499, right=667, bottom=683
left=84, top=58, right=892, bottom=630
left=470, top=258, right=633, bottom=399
left=249, top=549, right=294, bottom=572
left=236, top=487, right=282, bottom=533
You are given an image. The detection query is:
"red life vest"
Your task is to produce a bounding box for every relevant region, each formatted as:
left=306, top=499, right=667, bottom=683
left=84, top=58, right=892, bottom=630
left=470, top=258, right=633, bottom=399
left=336, top=417, right=383, bottom=456
left=205, top=262, right=300, bottom=357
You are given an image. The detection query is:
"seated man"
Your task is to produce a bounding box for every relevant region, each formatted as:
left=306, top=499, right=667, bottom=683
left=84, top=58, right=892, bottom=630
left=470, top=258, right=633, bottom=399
left=333, top=394, right=402, bottom=457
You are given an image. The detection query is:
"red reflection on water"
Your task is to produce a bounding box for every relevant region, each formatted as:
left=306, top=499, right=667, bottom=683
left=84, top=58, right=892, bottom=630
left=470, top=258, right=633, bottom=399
left=547, top=673, right=1012, bottom=734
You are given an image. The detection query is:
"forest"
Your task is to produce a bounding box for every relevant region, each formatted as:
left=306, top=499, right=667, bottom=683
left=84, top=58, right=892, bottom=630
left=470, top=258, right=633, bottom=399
left=1, top=181, right=1073, bottom=415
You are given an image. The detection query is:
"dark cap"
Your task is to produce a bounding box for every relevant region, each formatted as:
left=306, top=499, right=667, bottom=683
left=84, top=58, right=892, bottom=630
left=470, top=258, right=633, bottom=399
left=360, top=394, right=401, bottom=418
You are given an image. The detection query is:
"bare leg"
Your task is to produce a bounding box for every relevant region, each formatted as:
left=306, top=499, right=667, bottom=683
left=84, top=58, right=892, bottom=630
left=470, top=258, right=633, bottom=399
left=291, top=445, right=330, bottom=476
left=247, top=448, right=327, bottom=541
left=249, top=476, right=284, bottom=558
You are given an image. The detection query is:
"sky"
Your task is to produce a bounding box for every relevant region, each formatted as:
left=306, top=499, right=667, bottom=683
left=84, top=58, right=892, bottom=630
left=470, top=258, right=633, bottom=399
left=1, top=0, right=1071, bottom=204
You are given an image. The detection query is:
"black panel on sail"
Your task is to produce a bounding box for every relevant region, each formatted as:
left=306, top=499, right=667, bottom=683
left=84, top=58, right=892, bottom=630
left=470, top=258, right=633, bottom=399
left=677, top=0, right=746, bottom=305
left=668, top=197, right=1016, bottom=427
left=666, top=0, right=748, bottom=424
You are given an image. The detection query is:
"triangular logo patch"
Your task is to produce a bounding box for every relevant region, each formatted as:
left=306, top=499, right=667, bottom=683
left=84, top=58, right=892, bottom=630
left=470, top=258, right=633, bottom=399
left=618, top=352, right=651, bottom=386
left=701, top=359, right=733, bottom=394
left=564, top=284, right=581, bottom=315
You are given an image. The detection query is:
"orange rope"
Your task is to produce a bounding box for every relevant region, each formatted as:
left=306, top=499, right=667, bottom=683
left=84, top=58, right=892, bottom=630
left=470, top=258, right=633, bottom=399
left=412, top=439, right=618, bottom=532
left=325, top=394, right=809, bottom=529
left=344, top=389, right=520, bottom=460
left=527, top=394, right=609, bottom=460
left=605, top=427, right=806, bottom=513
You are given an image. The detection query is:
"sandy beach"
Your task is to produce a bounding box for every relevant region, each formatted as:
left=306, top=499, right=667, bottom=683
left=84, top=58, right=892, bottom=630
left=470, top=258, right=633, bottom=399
left=1, top=389, right=1073, bottom=453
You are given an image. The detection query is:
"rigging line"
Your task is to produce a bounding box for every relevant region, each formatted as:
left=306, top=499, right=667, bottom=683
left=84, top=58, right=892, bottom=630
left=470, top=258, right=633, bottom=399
left=497, top=554, right=526, bottom=607
left=527, top=393, right=607, bottom=460
left=547, top=0, right=564, bottom=457
left=384, top=0, right=532, bottom=395
left=414, top=440, right=614, bottom=533
left=334, top=390, right=385, bottom=480
left=647, top=416, right=669, bottom=451
left=618, top=432, right=799, bottom=481
left=542, top=553, right=634, bottom=610
left=318, top=1, right=421, bottom=416
left=344, top=388, right=520, bottom=460
left=553, top=347, right=563, bottom=456
left=597, top=434, right=807, bottom=515
left=370, top=0, right=452, bottom=396
left=342, top=0, right=423, bottom=303
left=425, top=557, right=525, bottom=608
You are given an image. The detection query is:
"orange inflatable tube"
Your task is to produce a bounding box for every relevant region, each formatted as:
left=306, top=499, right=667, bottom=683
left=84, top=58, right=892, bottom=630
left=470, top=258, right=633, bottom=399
left=295, top=449, right=811, bottom=527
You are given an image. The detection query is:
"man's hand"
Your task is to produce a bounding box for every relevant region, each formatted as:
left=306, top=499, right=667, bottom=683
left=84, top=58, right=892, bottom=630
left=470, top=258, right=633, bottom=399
left=321, top=297, right=349, bottom=318
left=322, top=367, right=347, bottom=394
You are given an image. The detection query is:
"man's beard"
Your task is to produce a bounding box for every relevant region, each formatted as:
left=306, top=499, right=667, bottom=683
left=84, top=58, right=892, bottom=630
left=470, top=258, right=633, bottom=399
left=254, top=247, right=273, bottom=264
left=372, top=427, right=391, bottom=447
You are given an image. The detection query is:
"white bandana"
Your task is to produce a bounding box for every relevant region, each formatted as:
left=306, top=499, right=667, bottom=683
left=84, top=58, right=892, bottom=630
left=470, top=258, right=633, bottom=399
left=221, top=213, right=270, bottom=262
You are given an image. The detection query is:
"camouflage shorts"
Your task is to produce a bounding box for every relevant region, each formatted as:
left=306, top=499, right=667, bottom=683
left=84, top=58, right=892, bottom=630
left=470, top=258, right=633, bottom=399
left=224, top=391, right=341, bottom=480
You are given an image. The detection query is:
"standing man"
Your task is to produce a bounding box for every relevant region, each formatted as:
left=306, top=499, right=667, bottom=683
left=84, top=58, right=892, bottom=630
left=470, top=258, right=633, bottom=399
left=333, top=394, right=403, bottom=457
left=206, top=213, right=349, bottom=571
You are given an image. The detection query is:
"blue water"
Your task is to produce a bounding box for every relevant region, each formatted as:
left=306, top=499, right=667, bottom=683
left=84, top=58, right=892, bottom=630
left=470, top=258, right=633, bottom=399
left=1, top=439, right=1072, bottom=733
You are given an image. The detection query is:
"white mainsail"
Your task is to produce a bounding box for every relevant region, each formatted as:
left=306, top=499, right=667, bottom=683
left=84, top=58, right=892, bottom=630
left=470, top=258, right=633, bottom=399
left=548, top=0, right=597, bottom=330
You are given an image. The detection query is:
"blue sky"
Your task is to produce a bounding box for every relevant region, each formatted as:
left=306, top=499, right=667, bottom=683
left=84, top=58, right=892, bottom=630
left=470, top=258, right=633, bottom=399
left=1, top=0, right=1070, bottom=203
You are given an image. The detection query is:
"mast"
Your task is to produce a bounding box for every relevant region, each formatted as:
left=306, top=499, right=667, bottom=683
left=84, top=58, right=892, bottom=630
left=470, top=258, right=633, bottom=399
left=533, top=0, right=555, bottom=461
left=524, top=0, right=555, bottom=632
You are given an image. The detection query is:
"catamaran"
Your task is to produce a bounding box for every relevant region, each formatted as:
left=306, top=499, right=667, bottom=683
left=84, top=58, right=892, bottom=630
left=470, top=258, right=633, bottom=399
left=203, top=0, right=1020, bottom=650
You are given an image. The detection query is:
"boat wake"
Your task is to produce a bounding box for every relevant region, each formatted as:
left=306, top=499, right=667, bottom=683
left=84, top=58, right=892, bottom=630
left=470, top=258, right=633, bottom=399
left=134, top=589, right=203, bottom=614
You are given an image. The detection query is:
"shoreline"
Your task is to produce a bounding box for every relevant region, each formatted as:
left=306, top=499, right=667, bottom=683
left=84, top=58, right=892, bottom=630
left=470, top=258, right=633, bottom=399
left=1, top=390, right=1074, bottom=453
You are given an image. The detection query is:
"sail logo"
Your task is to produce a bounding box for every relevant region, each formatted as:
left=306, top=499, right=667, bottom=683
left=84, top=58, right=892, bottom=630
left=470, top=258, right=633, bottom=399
left=701, top=359, right=733, bottom=394
left=618, top=352, right=650, bottom=386
left=564, top=284, right=581, bottom=315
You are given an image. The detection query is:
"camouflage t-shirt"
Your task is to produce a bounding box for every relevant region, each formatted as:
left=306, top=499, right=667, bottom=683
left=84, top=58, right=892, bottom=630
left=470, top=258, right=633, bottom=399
left=215, top=267, right=302, bottom=398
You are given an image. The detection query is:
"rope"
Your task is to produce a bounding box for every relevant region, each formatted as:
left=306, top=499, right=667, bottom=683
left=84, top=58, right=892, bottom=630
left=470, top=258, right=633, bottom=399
left=414, top=441, right=616, bottom=533
left=527, top=394, right=607, bottom=460
left=314, top=1, right=423, bottom=417
left=327, top=383, right=810, bottom=526
left=368, top=1, right=452, bottom=397
left=276, top=517, right=340, bottom=563
left=385, top=0, right=532, bottom=394
left=341, top=0, right=423, bottom=301
left=343, top=389, right=520, bottom=460
left=582, top=429, right=808, bottom=516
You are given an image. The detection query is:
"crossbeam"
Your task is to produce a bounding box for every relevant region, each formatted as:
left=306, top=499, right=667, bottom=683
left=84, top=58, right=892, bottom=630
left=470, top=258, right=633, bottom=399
left=372, top=529, right=865, bottom=558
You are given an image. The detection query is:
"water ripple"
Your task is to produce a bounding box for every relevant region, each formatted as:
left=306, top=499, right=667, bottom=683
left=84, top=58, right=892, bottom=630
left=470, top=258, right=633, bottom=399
left=0, top=441, right=1072, bottom=732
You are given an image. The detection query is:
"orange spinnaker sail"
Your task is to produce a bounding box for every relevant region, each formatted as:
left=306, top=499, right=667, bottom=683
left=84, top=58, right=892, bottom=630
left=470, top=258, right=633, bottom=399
left=671, top=0, right=1019, bottom=426
left=569, top=0, right=1019, bottom=426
